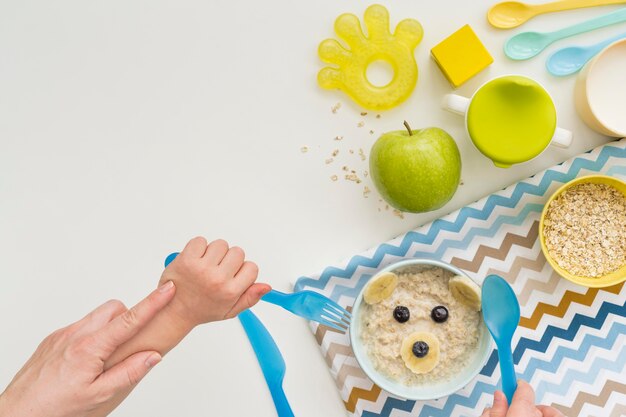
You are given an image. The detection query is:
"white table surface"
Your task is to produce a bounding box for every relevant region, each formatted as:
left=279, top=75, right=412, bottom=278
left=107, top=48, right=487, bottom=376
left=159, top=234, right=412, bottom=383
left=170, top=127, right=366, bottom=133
left=1, top=1, right=623, bottom=416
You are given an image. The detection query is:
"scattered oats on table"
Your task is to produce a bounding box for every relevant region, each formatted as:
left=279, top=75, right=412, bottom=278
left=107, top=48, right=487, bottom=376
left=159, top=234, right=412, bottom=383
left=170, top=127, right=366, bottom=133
left=363, top=186, right=371, bottom=198
left=376, top=114, right=381, bottom=119
left=331, top=102, right=342, bottom=113
left=349, top=149, right=354, bottom=154
left=393, top=209, right=405, bottom=219
left=369, top=130, right=375, bottom=135
left=300, top=146, right=309, bottom=153
left=357, top=121, right=365, bottom=128
left=345, top=173, right=362, bottom=184
left=330, top=175, right=338, bottom=182
left=332, top=149, right=339, bottom=157
left=325, top=158, right=334, bottom=164
left=360, top=112, right=368, bottom=116
left=543, top=182, right=626, bottom=278
left=359, top=148, right=366, bottom=161
left=334, top=135, right=343, bottom=141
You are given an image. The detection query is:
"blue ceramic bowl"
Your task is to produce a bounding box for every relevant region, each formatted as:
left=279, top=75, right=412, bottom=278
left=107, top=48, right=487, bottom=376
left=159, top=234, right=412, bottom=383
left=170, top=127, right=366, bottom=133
left=349, top=259, right=492, bottom=400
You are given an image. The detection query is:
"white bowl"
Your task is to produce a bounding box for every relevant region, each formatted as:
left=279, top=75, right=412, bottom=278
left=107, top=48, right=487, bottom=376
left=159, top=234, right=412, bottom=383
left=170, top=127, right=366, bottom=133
left=349, top=259, right=493, bottom=400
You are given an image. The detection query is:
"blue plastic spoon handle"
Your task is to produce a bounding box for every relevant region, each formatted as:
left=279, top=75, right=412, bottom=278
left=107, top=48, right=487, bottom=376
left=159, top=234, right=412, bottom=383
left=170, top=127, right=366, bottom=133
left=496, top=342, right=517, bottom=404
left=591, top=31, right=626, bottom=52
left=164, top=252, right=178, bottom=267
left=550, top=7, right=626, bottom=41
left=547, top=31, right=626, bottom=76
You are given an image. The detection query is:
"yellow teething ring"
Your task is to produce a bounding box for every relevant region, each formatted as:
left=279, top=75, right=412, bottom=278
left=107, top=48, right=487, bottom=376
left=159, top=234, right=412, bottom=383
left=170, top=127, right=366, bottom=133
left=318, top=4, right=423, bottom=111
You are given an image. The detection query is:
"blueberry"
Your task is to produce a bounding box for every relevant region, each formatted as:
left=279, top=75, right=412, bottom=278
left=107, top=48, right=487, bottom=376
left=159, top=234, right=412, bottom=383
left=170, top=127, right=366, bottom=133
left=431, top=306, right=449, bottom=323
left=393, top=306, right=410, bottom=323
left=412, top=341, right=429, bottom=358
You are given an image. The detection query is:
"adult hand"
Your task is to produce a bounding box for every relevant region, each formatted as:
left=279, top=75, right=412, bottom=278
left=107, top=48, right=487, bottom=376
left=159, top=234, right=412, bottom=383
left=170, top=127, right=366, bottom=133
left=480, top=381, right=564, bottom=417
left=0, top=280, right=176, bottom=417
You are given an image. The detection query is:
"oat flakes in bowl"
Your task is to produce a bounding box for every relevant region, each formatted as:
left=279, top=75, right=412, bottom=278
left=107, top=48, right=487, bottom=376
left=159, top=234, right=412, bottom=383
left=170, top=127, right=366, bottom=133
left=539, top=175, right=626, bottom=288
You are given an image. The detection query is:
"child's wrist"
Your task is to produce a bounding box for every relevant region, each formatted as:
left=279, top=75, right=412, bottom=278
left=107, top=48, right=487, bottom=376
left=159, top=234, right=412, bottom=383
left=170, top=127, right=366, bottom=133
left=162, top=300, right=199, bottom=333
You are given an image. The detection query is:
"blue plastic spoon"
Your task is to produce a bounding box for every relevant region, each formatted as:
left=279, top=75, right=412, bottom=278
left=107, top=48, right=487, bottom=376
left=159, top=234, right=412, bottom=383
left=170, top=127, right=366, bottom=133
left=482, top=274, right=521, bottom=404
left=505, top=7, right=626, bottom=60
left=546, top=31, right=626, bottom=76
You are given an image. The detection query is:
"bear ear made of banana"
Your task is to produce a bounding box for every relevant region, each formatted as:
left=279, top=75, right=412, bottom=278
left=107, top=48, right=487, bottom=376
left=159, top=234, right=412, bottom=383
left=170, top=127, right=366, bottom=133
left=364, top=272, right=399, bottom=304
left=449, top=275, right=482, bottom=311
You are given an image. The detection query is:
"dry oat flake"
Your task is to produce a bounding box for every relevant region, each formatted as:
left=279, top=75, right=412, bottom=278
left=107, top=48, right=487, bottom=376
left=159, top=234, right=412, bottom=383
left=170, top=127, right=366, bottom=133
left=543, top=182, right=626, bottom=278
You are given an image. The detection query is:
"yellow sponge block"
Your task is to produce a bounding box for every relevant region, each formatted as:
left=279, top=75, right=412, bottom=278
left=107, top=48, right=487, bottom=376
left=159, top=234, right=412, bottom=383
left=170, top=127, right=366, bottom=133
left=431, top=25, right=493, bottom=88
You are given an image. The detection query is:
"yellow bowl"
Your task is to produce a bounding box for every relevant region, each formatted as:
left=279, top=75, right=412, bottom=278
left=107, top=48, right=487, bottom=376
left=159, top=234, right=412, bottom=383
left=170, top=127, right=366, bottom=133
left=539, top=175, right=626, bottom=288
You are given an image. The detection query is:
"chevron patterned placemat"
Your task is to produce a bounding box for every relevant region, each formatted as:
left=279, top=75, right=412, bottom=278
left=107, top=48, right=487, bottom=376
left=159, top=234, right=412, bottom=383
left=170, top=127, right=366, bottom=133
left=295, top=138, right=626, bottom=417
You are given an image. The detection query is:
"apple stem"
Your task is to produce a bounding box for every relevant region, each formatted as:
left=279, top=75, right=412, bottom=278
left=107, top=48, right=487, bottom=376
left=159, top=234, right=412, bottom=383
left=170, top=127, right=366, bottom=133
left=403, top=120, right=413, bottom=136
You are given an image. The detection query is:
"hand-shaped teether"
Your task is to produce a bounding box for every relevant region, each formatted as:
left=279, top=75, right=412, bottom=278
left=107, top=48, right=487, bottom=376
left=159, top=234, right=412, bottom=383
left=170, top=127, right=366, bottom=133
left=318, top=4, right=423, bottom=111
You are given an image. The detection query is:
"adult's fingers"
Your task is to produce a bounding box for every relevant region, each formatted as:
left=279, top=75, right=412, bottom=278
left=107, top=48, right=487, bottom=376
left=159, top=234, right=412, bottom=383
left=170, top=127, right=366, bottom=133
left=220, top=246, right=245, bottom=276
left=508, top=380, right=537, bottom=416
left=537, top=405, right=565, bottom=417
left=93, top=281, right=176, bottom=358
left=203, top=239, right=229, bottom=264
left=73, top=300, right=128, bottom=336
left=181, top=236, right=209, bottom=258
left=224, top=283, right=271, bottom=319
left=96, top=350, right=162, bottom=395
left=479, top=408, right=491, bottom=417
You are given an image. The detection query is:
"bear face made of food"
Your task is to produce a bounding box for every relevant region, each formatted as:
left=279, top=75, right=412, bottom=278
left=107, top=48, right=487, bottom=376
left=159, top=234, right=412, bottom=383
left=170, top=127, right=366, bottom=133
left=359, top=267, right=482, bottom=385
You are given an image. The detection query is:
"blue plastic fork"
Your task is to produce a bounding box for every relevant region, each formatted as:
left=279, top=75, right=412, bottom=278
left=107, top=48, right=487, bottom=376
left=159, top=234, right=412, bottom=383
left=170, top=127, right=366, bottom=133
left=262, top=289, right=351, bottom=332
left=164, top=252, right=351, bottom=332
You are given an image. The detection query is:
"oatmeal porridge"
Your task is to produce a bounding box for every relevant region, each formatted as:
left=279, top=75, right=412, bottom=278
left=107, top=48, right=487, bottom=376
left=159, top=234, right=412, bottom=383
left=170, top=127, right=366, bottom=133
left=359, top=267, right=482, bottom=386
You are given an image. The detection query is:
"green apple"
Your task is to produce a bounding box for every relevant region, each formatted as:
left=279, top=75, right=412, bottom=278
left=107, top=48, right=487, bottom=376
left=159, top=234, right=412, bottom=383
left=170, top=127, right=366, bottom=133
left=369, top=124, right=461, bottom=213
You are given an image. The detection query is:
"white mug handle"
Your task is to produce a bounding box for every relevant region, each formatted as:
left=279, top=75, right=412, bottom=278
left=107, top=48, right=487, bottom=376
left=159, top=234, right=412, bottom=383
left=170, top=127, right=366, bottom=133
left=550, top=127, right=573, bottom=149
left=442, top=94, right=470, bottom=116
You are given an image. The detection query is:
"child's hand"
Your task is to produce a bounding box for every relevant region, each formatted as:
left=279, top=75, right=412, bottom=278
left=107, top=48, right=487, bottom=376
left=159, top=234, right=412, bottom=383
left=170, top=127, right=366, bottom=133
left=480, top=381, right=563, bottom=417
left=159, top=237, right=271, bottom=327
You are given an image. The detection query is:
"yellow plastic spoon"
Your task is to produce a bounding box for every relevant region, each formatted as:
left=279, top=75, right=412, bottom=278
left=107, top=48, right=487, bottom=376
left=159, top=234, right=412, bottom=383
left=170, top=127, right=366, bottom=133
left=488, top=0, right=626, bottom=29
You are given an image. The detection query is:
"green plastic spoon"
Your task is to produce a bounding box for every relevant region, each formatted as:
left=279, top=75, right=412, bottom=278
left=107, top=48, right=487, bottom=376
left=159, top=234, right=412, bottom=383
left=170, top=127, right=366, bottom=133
left=505, top=7, right=626, bottom=60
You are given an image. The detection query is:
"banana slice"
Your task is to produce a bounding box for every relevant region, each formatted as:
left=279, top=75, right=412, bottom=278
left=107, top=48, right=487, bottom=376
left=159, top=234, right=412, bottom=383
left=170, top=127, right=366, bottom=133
left=449, top=275, right=482, bottom=311
left=363, top=272, right=398, bottom=304
left=400, top=332, right=440, bottom=374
